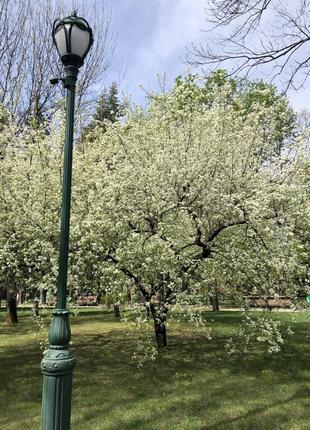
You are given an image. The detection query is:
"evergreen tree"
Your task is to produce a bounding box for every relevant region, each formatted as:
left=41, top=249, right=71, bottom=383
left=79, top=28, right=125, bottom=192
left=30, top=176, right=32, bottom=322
left=94, top=82, right=121, bottom=124
left=79, top=82, right=123, bottom=145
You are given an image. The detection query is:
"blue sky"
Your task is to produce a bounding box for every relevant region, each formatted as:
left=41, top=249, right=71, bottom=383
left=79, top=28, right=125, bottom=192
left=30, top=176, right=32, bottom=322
left=106, top=0, right=309, bottom=111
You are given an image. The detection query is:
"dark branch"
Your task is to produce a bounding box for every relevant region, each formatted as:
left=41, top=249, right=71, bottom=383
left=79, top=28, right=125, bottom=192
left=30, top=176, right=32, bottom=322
left=187, top=0, right=310, bottom=90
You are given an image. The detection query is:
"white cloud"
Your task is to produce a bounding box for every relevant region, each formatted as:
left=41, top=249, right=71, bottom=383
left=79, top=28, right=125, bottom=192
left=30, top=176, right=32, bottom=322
left=131, top=0, right=206, bottom=75
left=110, top=1, right=310, bottom=111
left=115, top=0, right=207, bottom=102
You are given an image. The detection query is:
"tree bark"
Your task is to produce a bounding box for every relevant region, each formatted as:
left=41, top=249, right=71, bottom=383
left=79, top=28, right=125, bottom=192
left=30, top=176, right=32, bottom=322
left=154, top=319, right=167, bottom=348
left=20, top=289, right=25, bottom=304
left=149, top=302, right=168, bottom=348
left=113, top=303, right=120, bottom=318
left=145, top=303, right=150, bottom=321
left=210, top=293, right=220, bottom=312
left=40, top=289, right=47, bottom=305
left=6, top=288, right=18, bottom=323
left=33, top=299, right=39, bottom=317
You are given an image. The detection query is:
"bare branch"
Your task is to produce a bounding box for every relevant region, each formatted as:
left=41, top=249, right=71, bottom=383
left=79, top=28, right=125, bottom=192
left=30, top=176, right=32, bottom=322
left=188, top=0, right=310, bottom=90
left=0, top=0, right=115, bottom=126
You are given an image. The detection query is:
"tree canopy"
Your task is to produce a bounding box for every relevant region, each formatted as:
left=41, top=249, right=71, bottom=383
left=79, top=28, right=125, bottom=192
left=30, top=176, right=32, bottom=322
left=0, top=73, right=309, bottom=345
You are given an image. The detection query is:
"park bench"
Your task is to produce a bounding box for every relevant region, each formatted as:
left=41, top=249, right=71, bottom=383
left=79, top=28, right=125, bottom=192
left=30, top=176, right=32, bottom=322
left=75, top=295, right=99, bottom=306
left=245, top=296, right=293, bottom=311
left=47, top=295, right=99, bottom=306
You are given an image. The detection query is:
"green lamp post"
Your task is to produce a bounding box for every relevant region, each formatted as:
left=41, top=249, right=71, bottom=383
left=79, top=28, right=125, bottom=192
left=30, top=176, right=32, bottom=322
left=41, top=12, right=93, bottom=430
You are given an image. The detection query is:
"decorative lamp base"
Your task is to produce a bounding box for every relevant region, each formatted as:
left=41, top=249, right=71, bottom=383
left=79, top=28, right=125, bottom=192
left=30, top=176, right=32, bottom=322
left=41, top=311, right=76, bottom=430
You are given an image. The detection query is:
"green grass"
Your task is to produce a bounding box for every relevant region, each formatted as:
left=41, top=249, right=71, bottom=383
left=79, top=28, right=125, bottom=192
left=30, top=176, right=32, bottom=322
left=0, top=308, right=309, bottom=429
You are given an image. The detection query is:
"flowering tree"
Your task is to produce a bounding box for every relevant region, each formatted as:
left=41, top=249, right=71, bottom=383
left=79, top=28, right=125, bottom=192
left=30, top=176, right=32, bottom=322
left=1, top=73, right=308, bottom=352
left=0, top=120, right=62, bottom=322
left=73, top=76, right=305, bottom=347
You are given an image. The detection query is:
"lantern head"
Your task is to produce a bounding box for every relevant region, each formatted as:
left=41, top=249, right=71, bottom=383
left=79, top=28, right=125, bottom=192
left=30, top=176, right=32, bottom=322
left=52, top=11, right=93, bottom=68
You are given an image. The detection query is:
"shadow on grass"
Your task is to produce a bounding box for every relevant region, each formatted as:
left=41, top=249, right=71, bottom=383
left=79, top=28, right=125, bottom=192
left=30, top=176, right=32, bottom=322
left=1, top=310, right=309, bottom=429
left=0, top=312, right=38, bottom=336
left=70, top=313, right=309, bottom=429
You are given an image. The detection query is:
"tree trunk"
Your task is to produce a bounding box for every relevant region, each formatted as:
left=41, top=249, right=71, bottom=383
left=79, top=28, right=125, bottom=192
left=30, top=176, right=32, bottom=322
left=114, top=303, right=120, bottom=318
left=154, top=320, right=167, bottom=348
left=127, top=290, right=132, bottom=303
left=40, top=288, right=47, bottom=305
left=145, top=303, right=150, bottom=321
left=6, top=288, right=18, bottom=324
left=149, top=302, right=168, bottom=348
left=210, top=293, right=220, bottom=312
left=33, top=299, right=39, bottom=317
left=20, top=289, right=25, bottom=304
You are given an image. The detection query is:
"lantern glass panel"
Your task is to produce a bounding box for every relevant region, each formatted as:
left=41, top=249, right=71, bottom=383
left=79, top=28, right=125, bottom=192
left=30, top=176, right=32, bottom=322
left=70, top=25, right=91, bottom=58
left=54, top=25, right=68, bottom=57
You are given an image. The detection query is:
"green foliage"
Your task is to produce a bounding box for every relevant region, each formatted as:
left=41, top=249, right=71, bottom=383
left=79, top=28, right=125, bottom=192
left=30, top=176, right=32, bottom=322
left=225, top=314, right=294, bottom=355
left=93, top=82, right=123, bottom=124
left=153, top=71, right=296, bottom=157
left=0, top=121, right=63, bottom=295
left=79, top=82, right=124, bottom=144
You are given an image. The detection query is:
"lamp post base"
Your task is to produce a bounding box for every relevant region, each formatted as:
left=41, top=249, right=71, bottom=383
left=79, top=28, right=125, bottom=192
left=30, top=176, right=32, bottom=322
left=41, top=311, right=76, bottom=430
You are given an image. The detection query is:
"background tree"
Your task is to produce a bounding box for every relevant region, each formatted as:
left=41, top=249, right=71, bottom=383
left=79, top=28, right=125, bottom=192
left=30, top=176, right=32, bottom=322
left=188, top=1, right=310, bottom=91
left=78, top=82, right=124, bottom=145
left=169, top=71, right=296, bottom=156
left=0, top=121, right=63, bottom=322
left=0, top=0, right=114, bottom=126
left=94, top=82, right=123, bottom=125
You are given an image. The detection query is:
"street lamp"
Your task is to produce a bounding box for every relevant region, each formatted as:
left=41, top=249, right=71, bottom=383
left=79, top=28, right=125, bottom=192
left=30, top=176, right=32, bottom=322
left=41, top=11, right=93, bottom=430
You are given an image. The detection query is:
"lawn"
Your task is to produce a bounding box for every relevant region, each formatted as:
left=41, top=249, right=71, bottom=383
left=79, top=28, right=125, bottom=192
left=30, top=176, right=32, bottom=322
left=0, top=308, right=309, bottom=430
